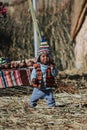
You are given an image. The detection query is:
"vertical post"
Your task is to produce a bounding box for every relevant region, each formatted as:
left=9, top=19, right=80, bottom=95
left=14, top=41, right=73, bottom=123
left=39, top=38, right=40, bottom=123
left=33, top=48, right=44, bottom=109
left=32, top=0, right=38, bottom=58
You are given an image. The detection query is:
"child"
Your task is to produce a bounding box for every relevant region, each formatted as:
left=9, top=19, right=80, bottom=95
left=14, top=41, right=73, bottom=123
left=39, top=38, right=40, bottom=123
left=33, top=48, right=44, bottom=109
left=0, top=57, right=11, bottom=69
left=26, top=60, right=35, bottom=68
left=4, top=58, right=11, bottom=69
left=29, top=39, right=58, bottom=108
left=19, top=60, right=27, bottom=68
left=10, top=61, right=19, bottom=69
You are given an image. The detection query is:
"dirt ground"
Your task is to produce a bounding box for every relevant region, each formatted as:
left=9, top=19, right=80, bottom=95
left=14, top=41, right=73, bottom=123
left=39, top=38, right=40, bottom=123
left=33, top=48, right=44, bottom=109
left=0, top=73, right=87, bottom=130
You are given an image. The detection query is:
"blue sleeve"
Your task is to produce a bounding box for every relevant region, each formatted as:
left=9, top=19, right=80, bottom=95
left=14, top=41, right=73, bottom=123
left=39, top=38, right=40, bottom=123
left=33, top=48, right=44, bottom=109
left=51, top=66, right=58, bottom=77
left=31, top=68, right=37, bottom=81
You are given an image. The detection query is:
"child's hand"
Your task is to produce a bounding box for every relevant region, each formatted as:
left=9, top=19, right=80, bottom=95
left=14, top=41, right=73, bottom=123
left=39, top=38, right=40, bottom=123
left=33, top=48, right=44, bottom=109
left=50, top=63, right=58, bottom=77
left=32, top=78, right=38, bottom=84
left=50, top=64, right=55, bottom=70
left=33, top=64, right=40, bottom=69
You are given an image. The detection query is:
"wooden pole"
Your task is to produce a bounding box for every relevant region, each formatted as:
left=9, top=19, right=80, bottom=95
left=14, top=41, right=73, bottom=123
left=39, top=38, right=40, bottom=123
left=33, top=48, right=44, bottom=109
left=28, top=0, right=41, bottom=57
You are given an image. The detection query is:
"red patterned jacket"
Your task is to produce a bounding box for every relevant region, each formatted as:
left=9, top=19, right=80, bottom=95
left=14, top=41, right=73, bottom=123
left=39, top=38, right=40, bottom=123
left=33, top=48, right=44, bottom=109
left=31, top=63, right=55, bottom=88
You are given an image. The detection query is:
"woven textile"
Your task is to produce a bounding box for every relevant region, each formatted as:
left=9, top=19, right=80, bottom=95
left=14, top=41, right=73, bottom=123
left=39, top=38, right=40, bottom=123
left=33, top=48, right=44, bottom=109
left=0, top=68, right=33, bottom=88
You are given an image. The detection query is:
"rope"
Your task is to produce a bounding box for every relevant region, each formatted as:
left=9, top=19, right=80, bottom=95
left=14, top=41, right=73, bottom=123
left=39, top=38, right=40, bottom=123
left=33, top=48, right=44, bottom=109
left=27, top=0, right=41, bottom=41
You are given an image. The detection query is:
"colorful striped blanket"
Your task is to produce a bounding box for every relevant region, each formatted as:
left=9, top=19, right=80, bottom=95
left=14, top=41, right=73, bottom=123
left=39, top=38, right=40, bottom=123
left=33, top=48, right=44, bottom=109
left=0, top=68, right=33, bottom=88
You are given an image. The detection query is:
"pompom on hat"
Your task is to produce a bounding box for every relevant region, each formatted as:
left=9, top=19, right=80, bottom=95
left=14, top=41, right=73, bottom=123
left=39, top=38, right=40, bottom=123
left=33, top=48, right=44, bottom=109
left=38, top=36, right=50, bottom=56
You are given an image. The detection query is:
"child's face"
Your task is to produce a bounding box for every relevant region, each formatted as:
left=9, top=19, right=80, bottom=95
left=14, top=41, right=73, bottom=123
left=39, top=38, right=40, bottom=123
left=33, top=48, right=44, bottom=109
left=40, top=54, right=50, bottom=65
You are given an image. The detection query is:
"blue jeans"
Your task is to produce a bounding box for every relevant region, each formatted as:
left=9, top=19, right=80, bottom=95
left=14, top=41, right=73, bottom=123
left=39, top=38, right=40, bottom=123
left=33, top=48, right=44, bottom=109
left=29, top=88, right=55, bottom=107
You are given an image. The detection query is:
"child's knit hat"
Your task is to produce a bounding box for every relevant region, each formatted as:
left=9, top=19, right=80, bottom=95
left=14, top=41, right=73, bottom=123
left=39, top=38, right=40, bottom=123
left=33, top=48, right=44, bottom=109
left=38, top=37, right=50, bottom=56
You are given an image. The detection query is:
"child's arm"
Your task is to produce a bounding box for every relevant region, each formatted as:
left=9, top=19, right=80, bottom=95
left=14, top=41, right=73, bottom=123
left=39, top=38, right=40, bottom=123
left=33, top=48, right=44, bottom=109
left=30, top=68, right=37, bottom=84
left=50, top=64, right=58, bottom=77
left=31, top=68, right=36, bottom=80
